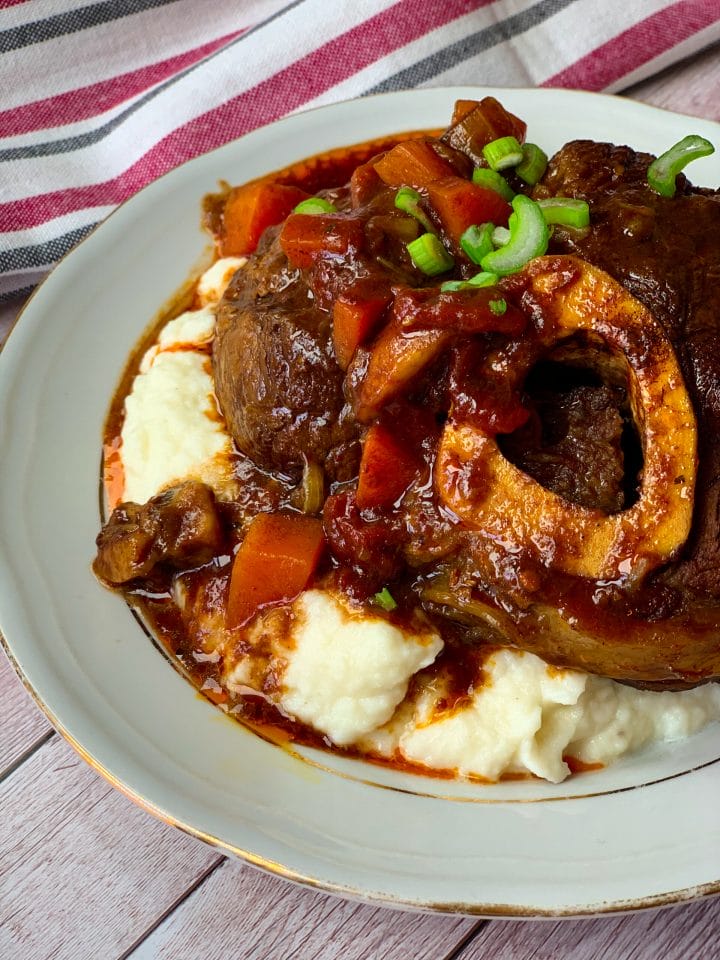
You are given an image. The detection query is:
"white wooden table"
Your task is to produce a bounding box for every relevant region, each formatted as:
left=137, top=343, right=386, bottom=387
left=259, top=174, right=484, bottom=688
left=2, top=46, right=720, bottom=959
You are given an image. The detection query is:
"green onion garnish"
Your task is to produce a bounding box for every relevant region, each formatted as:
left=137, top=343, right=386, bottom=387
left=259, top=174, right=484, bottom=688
left=293, top=197, right=337, bottom=214
left=482, top=135, right=524, bottom=172
left=460, top=222, right=494, bottom=264
left=489, top=298, right=507, bottom=315
left=491, top=226, right=511, bottom=247
left=647, top=134, right=715, bottom=198
left=480, top=195, right=549, bottom=276
left=537, top=197, right=590, bottom=229
left=394, top=186, right=435, bottom=232
left=407, top=233, right=454, bottom=276
left=440, top=271, right=499, bottom=292
left=471, top=167, right=515, bottom=201
left=373, top=587, right=397, bottom=612
left=467, top=270, right=499, bottom=287
left=515, top=143, right=548, bottom=186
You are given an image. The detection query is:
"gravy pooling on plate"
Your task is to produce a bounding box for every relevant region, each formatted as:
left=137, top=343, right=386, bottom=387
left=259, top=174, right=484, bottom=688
left=93, top=97, right=720, bottom=784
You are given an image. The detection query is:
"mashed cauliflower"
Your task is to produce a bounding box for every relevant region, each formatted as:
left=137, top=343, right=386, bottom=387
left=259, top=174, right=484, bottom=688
left=119, top=256, right=720, bottom=784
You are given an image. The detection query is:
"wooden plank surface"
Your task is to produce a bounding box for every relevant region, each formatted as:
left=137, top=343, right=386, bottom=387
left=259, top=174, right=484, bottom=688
left=0, top=735, right=222, bottom=960
left=456, top=898, right=720, bottom=960
left=627, top=42, right=720, bottom=121
left=0, top=648, right=52, bottom=777
left=128, top=860, right=479, bottom=960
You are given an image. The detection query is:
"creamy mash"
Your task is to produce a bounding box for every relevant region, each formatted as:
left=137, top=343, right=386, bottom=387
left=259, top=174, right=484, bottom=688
left=116, top=257, right=720, bottom=784
left=120, top=272, right=240, bottom=505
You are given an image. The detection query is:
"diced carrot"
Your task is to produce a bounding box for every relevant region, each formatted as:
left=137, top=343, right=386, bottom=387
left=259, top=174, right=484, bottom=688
left=226, top=513, right=325, bottom=628
left=350, top=158, right=385, bottom=207
left=353, top=311, right=451, bottom=422
left=222, top=182, right=308, bottom=256
left=333, top=291, right=392, bottom=369
left=451, top=99, right=481, bottom=125
left=373, top=140, right=456, bottom=189
left=356, top=423, right=419, bottom=510
left=426, top=177, right=511, bottom=247
left=441, top=97, right=527, bottom=165
left=479, top=96, right=527, bottom=144
left=279, top=213, right=365, bottom=270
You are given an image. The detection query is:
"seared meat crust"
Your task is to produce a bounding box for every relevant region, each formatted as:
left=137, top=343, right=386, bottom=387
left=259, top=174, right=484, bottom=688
left=213, top=227, right=359, bottom=482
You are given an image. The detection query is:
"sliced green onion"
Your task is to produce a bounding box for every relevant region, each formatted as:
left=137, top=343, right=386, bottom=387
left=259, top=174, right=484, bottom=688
left=515, top=143, right=548, bottom=186
left=489, top=298, right=507, bottom=316
left=480, top=195, right=549, bottom=276
left=460, top=222, right=494, bottom=264
left=394, top=186, right=435, bottom=233
left=440, top=271, right=499, bottom=293
left=537, top=197, right=590, bottom=229
left=491, top=226, right=511, bottom=247
left=471, top=167, right=515, bottom=201
left=647, top=134, right=715, bottom=198
left=482, top=135, right=524, bottom=172
left=373, top=587, right=397, bottom=612
left=293, top=197, right=337, bottom=214
left=467, top=270, right=499, bottom=287
left=407, top=233, right=454, bottom=276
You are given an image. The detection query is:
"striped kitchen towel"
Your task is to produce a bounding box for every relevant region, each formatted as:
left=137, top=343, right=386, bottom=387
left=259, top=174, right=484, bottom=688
left=1, top=0, right=719, bottom=300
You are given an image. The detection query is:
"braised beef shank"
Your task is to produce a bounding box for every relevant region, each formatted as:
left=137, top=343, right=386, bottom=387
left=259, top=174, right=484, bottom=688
left=208, top=137, right=720, bottom=688
left=213, top=227, right=359, bottom=482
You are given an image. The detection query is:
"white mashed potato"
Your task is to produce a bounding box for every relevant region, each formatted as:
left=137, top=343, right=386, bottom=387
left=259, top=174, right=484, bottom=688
left=120, top=255, right=720, bottom=784
left=359, top=648, right=720, bottom=783
left=120, top=259, right=243, bottom=504
left=225, top=590, right=443, bottom=745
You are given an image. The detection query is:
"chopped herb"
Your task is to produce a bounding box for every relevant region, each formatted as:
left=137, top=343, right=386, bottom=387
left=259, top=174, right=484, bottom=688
left=482, top=135, right=524, bottom=171
left=515, top=143, right=548, bottom=186
left=481, top=195, right=549, bottom=276
left=647, top=134, right=715, bottom=198
left=460, top=222, right=494, bottom=264
left=407, top=233, right=455, bottom=276
left=394, top=186, right=435, bottom=233
left=471, top=167, right=515, bottom=201
left=373, top=587, right=398, bottom=612
left=293, top=197, right=337, bottom=214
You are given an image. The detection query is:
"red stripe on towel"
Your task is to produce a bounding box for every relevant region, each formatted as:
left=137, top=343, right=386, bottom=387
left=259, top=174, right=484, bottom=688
left=0, top=30, right=243, bottom=135
left=544, top=0, right=718, bottom=90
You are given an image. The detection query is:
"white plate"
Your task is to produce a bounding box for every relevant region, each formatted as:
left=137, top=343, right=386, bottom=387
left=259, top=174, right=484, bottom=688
left=2, top=88, right=720, bottom=917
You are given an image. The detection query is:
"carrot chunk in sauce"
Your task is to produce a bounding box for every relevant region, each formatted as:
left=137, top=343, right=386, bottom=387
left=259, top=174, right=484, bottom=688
left=426, top=177, right=511, bottom=247
left=356, top=423, right=419, bottom=510
left=226, top=513, right=325, bottom=627
left=222, top=181, right=308, bottom=256
left=332, top=293, right=392, bottom=370
left=280, top=213, right=365, bottom=269
left=373, top=140, right=456, bottom=189
left=442, top=97, right=527, bottom=165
